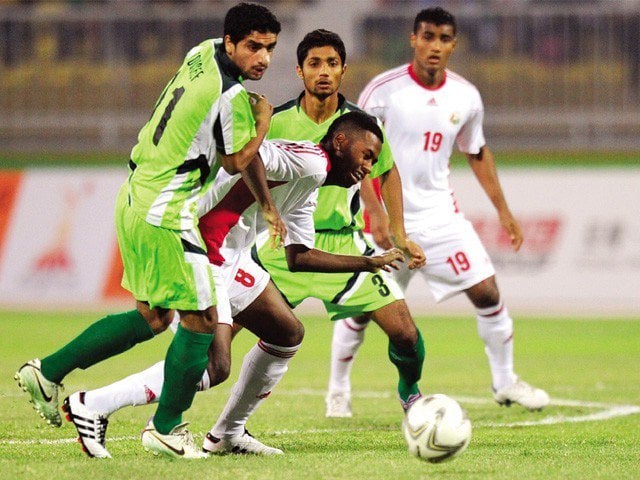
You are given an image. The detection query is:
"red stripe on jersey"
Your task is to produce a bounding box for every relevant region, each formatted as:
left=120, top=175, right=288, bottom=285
left=199, top=179, right=286, bottom=265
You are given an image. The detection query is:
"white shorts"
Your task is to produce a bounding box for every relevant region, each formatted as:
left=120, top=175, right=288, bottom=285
left=222, top=248, right=270, bottom=317
left=170, top=249, right=270, bottom=331
left=396, top=218, right=495, bottom=302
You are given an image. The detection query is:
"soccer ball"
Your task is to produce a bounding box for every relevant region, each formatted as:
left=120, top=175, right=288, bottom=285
left=402, top=394, right=472, bottom=463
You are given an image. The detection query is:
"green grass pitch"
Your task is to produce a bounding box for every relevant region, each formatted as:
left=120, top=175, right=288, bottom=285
left=1, top=311, right=639, bottom=479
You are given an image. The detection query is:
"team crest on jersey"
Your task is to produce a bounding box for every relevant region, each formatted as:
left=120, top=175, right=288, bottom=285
left=450, top=112, right=461, bottom=125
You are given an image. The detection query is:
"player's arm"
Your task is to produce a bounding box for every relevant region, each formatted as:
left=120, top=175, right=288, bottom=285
left=466, top=145, right=523, bottom=251
left=219, top=93, right=272, bottom=175
left=360, top=176, right=393, bottom=249
left=378, top=165, right=426, bottom=269
left=285, top=243, right=404, bottom=274
left=241, top=154, right=286, bottom=248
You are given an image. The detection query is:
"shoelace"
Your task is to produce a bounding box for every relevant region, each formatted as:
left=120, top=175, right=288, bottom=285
left=92, top=416, right=108, bottom=445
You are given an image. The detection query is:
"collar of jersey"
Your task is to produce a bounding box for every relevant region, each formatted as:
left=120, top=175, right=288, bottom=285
left=295, top=92, right=348, bottom=114
left=214, top=40, right=244, bottom=82
left=408, top=64, right=447, bottom=91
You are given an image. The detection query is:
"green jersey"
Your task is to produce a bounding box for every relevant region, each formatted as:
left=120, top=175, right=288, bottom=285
left=129, top=38, right=256, bottom=230
left=267, top=93, right=394, bottom=232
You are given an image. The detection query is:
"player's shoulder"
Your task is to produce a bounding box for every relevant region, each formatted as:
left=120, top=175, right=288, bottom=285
left=261, top=140, right=328, bottom=180
left=273, top=98, right=299, bottom=117
left=359, top=64, right=410, bottom=106
left=363, top=64, right=411, bottom=92
left=445, top=69, right=481, bottom=96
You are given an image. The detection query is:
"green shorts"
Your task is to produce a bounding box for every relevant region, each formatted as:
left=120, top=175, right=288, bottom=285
left=115, top=184, right=217, bottom=311
left=255, top=228, right=404, bottom=320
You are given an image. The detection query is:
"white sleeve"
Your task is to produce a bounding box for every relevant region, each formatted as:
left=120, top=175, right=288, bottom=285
left=283, top=188, right=318, bottom=249
left=456, top=87, right=486, bottom=154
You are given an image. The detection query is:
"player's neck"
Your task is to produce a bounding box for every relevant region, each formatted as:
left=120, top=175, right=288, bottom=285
left=300, top=92, right=339, bottom=124
left=411, top=61, right=446, bottom=89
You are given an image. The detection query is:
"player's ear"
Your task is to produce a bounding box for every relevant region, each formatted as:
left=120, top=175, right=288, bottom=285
left=295, top=65, right=304, bottom=79
left=224, top=35, right=234, bottom=55
left=410, top=32, right=417, bottom=49
left=333, top=132, right=347, bottom=153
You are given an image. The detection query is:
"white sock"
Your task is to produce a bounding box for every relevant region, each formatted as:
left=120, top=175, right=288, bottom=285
left=83, top=361, right=166, bottom=416
left=476, top=302, right=515, bottom=391
left=210, top=340, right=300, bottom=438
left=328, top=318, right=369, bottom=394
left=83, top=360, right=211, bottom=417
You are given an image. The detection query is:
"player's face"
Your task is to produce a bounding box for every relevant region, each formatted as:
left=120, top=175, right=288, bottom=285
left=225, top=31, right=278, bottom=81
left=333, top=130, right=381, bottom=187
left=410, top=22, right=456, bottom=77
left=297, top=46, right=346, bottom=100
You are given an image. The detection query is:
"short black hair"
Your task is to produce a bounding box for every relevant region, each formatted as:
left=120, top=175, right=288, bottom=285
left=224, top=2, right=281, bottom=44
left=414, top=7, right=456, bottom=35
left=296, top=29, right=346, bottom=67
left=321, top=111, right=383, bottom=146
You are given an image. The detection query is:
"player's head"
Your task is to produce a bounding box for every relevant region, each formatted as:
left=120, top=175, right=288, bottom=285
left=413, top=7, right=457, bottom=36
left=411, top=7, right=457, bottom=77
left=321, top=111, right=383, bottom=188
left=296, top=29, right=347, bottom=100
left=223, top=3, right=281, bottom=81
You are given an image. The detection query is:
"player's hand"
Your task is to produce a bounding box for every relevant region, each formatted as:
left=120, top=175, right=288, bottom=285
left=368, top=247, right=405, bottom=273
left=247, top=91, right=273, bottom=126
left=261, top=205, right=286, bottom=249
left=500, top=212, right=524, bottom=252
left=394, top=237, right=426, bottom=270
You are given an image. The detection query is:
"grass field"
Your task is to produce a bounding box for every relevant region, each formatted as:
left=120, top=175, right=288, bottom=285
left=1, top=311, right=638, bottom=479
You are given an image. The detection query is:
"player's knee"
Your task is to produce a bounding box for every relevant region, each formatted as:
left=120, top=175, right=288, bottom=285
left=206, top=357, right=231, bottom=387
left=284, top=319, right=305, bottom=346
left=143, top=308, right=174, bottom=333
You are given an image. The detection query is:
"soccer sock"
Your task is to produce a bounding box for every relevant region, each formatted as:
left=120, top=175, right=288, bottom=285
left=388, top=330, right=425, bottom=402
left=153, top=323, right=213, bottom=434
left=84, top=361, right=165, bottom=416
left=476, top=302, right=515, bottom=391
left=41, top=310, right=154, bottom=384
left=210, top=340, right=300, bottom=438
left=328, top=318, right=369, bottom=393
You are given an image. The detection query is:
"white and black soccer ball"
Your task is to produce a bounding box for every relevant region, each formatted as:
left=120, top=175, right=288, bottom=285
left=402, top=394, right=472, bottom=463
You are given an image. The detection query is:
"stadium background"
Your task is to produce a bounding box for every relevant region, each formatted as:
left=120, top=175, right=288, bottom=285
left=0, top=0, right=638, bottom=316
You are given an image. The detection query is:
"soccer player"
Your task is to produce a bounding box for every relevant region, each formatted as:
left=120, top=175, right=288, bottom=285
left=243, top=29, right=425, bottom=425
left=15, top=3, right=287, bottom=459
left=62, top=112, right=405, bottom=459
left=331, top=6, right=550, bottom=412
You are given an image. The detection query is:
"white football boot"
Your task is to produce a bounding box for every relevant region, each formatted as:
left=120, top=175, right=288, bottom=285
left=141, top=417, right=207, bottom=459
left=325, top=391, right=352, bottom=418
left=202, top=429, right=283, bottom=456
left=494, top=375, right=550, bottom=411
left=62, top=391, right=111, bottom=458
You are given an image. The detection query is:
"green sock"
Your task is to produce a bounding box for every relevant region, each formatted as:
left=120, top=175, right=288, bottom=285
left=41, top=310, right=154, bottom=384
left=388, top=329, right=425, bottom=402
left=154, top=323, right=213, bottom=434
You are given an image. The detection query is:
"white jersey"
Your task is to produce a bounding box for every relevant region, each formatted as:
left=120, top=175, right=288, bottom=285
left=197, top=139, right=329, bottom=266
left=358, top=64, right=485, bottom=231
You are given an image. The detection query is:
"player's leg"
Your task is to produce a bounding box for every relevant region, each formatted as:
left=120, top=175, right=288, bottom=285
left=204, top=279, right=303, bottom=456
left=366, top=300, right=425, bottom=411
left=140, top=227, right=220, bottom=459
left=465, top=276, right=549, bottom=410
left=326, top=315, right=369, bottom=417
left=326, top=259, right=417, bottom=417
left=16, top=188, right=165, bottom=427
